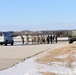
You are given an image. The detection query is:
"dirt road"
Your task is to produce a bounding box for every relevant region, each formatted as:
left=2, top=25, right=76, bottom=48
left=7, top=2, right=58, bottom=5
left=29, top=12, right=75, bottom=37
left=0, top=42, right=68, bottom=70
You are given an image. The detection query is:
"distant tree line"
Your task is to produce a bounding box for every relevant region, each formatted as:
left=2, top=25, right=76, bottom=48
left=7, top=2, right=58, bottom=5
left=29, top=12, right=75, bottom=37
left=9, top=30, right=72, bottom=37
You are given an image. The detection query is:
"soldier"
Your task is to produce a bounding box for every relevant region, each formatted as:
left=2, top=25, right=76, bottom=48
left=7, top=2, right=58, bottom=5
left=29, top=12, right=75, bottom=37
left=25, top=34, right=29, bottom=45
left=40, top=35, right=43, bottom=44
left=36, top=35, right=40, bottom=44
left=38, top=35, right=40, bottom=44
left=21, top=35, right=24, bottom=45
left=47, top=35, right=50, bottom=44
left=32, top=35, right=34, bottom=44
left=27, top=35, right=29, bottom=44
left=35, top=35, right=38, bottom=44
left=50, top=35, right=52, bottom=44
left=42, top=35, right=45, bottom=44
left=34, top=35, right=36, bottom=44
left=55, top=35, right=57, bottom=43
left=52, top=34, right=54, bottom=43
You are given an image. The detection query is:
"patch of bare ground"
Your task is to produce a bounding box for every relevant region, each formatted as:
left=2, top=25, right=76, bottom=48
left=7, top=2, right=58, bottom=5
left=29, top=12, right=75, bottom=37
left=41, top=72, right=57, bottom=75
left=36, top=44, right=76, bottom=74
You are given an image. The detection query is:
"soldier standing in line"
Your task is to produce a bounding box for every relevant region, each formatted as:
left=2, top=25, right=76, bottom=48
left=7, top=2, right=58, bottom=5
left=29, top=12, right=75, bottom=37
left=36, top=35, right=39, bottom=44
left=27, top=35, right=29, bottom=44
left=38, top=35, right=40, bottom=44
left=41, top=35, right=43, bottom=44
left=42, top=35, right=45, bottom=44
left=50, top=35, right=52, bottom=44
left=47, top=35, right=50, bottom=44
left=25, top=34, right=28, bottom=45
left=32, top=35, right=34, bottom=44
left=55, top=35, right=57, bottom=43
left=36, top=35, right=38, bottom=44
left=21, top=35, right=24, bottom=45
left=45, top=35, right=47, bottom=44
left=40, top=35, right=42, bottom=44
left=52, top=34, right=54, bottom=43
left=41, top=35, right=44, bottom=44
left=34, top=35, right=36, bottom=44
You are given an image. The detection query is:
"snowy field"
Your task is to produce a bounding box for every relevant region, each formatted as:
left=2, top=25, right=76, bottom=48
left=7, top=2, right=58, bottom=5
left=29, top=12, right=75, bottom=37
left=0, top=44, right=76, bottom=75
left=0, top=54, right=76, bottom=75
left=0, top=55, right=71, bottom=75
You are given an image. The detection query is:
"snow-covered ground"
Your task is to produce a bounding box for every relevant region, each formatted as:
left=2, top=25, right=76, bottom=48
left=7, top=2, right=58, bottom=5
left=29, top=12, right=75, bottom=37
left=0, top=51, right=76, bottom=75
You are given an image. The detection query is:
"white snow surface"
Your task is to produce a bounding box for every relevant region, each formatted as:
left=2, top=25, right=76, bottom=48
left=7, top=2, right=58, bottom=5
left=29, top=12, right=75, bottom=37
left=0, top=53, right=76, bottom=75
left=56, top=54, right=69, bottom=58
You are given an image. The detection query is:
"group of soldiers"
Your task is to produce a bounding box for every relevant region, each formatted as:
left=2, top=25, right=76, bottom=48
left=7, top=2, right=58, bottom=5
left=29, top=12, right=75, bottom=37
left=21, top=34, right=57, bottom=45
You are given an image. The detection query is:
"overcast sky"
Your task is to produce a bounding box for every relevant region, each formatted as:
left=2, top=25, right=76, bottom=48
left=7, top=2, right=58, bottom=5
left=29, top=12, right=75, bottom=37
left=0, top=0, right=76, bottom=31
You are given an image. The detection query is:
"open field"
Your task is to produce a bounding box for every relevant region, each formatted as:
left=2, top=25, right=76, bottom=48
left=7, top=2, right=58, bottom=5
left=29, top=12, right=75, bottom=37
left=0, top=41, right=68, bottom=70
left=0, top=42, right=76, bottom=75
left=36, top=44, right=76, bottom=75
